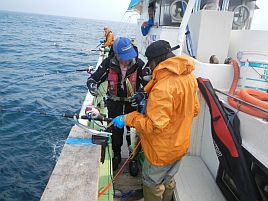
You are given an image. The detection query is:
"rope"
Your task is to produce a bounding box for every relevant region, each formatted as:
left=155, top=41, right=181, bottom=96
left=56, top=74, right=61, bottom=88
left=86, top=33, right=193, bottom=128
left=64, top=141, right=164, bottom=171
left=98, top=140, right=141, bottom=199
left=215, top=89, right=268, bottom=113
left=113, top=190, right=135, bottom=200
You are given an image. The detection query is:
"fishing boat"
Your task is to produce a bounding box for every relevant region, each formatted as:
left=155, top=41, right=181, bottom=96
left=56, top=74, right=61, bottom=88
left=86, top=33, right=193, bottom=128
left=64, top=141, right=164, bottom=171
left=41, top=0, right=268, bottom=200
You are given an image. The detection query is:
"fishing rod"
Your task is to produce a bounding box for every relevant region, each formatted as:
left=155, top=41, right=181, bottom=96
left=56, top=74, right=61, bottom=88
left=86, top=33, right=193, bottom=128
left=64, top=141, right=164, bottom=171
left=0, top=108, right=112, bottom=122
left=90, top=49, right=101, bottom=52
left=1, top=107, right=113, bottom=138
left=95, top=41, right=103, bottom=49
left=88, top=41, right=104, bottom=52
left=214, top=89, right=268, bottom=114
left=86, top=39, right=109, bottom=55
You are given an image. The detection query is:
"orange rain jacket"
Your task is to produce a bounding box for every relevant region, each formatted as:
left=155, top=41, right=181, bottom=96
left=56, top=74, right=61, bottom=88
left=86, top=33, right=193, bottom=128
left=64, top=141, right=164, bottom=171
left=104, top=31, right=114, bottom=47
left=124, top=56, right=200, bottom=166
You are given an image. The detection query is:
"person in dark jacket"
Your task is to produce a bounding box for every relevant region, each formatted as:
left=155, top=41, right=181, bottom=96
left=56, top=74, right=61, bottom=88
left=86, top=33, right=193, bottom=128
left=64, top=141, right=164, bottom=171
left=87, top=37, right=145, bottom=171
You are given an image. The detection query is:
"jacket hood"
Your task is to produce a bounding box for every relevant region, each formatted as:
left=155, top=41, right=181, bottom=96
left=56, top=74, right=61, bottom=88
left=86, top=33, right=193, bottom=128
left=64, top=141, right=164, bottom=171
left=153, top=55, right=195, bottom=76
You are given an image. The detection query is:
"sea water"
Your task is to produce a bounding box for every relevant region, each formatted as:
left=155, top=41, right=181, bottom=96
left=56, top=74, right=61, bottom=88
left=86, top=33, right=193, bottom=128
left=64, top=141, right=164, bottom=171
left=0, top=10, right=132, bottom=200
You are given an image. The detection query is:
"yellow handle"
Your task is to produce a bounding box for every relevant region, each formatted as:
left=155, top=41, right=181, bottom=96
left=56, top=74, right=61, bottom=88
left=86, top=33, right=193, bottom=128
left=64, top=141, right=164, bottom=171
left=126, top=78, right=135, bottom=97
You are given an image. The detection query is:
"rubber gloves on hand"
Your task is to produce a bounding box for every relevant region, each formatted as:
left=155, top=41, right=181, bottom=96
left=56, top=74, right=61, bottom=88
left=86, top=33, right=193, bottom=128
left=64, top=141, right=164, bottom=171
left=112, top=115, right=125, bottom=129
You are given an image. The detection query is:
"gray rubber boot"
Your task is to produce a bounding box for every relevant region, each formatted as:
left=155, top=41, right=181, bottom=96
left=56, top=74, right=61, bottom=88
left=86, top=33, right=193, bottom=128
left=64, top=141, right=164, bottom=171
left=162, top=179, right=176, bottom=201
left=143, top=183, right=165, bottom=201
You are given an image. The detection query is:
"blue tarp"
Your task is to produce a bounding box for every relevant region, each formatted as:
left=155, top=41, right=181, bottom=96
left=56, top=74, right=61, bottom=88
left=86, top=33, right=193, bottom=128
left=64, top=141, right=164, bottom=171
left=127, top=0, right=140, bottom=10
left=66, top=137, right=93, bottom=146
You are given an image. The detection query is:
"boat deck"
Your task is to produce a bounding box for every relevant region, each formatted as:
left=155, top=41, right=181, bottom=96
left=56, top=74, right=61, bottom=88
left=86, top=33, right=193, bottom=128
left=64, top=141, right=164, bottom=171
left=114, top=158, right=143, bottom=201
left=40, top=125, right=101, bottom=201
left=175, top=156, right=226, bottom=201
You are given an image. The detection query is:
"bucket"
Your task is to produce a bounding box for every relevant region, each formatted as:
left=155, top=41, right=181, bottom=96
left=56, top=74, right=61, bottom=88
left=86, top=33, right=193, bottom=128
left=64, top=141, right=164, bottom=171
left=238, top=60, right=268, bottom=92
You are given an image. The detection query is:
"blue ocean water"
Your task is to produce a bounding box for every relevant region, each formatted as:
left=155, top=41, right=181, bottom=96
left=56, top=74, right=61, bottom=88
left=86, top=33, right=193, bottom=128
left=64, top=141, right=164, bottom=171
left=0, top=10, right=129, bottom=201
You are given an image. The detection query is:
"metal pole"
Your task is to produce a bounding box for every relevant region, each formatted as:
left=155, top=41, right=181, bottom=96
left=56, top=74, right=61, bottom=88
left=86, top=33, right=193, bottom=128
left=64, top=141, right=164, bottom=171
left=214, top=89, right=268, bottom=113
left=177, top=0, right=196, bottom=55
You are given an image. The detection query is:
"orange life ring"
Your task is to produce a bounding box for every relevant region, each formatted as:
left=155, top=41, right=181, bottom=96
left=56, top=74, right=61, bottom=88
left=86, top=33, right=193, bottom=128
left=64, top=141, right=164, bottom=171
left=228, top=59, right=268, bottom=119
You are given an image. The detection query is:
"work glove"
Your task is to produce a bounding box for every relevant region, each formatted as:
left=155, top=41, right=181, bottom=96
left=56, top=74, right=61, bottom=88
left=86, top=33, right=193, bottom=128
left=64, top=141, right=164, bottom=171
left=138, top=99, right=147, bottom=114
left=130, top=92, right=147, bottom=107
left=112, top=115, right=125, bottom=129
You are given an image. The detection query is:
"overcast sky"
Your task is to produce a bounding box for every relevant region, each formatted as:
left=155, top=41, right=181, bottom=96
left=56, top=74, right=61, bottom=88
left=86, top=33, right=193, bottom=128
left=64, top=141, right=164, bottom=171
left=0, top=0, right=131, bottom=22
left=0, top=0, right=267, bottom=29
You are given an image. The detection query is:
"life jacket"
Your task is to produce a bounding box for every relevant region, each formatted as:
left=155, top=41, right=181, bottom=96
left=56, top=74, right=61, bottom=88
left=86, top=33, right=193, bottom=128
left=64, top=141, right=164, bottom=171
left=108, top=68, right=137, bottom=97
left=105, top=31, right=112, bottom=42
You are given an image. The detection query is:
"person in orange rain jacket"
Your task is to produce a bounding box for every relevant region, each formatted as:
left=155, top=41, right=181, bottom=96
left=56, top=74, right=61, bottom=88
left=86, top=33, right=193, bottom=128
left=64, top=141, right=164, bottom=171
left=112, top=40, right=200, bottom=201
left=103, top=26, right=114, bottom=47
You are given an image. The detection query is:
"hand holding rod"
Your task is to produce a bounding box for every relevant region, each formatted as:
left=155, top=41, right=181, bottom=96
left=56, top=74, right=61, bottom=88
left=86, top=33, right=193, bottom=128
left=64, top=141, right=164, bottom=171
left=63, top=114, right=112, bottom=122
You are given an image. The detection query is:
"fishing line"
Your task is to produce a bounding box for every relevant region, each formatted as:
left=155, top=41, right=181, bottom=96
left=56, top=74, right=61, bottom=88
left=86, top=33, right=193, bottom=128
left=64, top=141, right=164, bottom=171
left=1, top=108, right=65, bottom=118
left=15, top=68, right=89, bottom=82
left=2, top=67, right=92, bottom=91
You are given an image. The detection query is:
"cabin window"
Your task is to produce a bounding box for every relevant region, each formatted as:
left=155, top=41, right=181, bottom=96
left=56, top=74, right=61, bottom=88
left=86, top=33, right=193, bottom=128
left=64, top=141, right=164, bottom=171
left=158, top=0, right=188, bottom=26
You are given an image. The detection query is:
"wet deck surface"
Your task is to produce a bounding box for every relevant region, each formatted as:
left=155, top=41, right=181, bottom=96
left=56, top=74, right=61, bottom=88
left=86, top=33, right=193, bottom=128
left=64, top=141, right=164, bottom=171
left=114, top=158, right=144, bottom=201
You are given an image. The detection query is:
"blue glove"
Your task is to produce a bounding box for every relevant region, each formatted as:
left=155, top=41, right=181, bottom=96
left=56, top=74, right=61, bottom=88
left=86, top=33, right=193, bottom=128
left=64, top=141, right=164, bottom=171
left=138, top=99, right=147, bottom=114
left=130, top=92, right=147, bottom=107
left=112, top=115, right=125, bottom=129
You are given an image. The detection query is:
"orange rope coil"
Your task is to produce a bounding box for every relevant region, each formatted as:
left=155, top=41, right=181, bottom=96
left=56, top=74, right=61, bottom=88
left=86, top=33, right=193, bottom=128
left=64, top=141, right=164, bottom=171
left=228, top=59, right=268, bottom=119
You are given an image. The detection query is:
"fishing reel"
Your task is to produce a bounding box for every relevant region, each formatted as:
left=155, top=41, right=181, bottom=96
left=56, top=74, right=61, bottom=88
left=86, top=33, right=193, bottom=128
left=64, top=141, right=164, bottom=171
left=84, top=105, right=112, bottom=123
left=85, top=105, right=100, bottom=119
left=87, top=65, right=95, bottom=75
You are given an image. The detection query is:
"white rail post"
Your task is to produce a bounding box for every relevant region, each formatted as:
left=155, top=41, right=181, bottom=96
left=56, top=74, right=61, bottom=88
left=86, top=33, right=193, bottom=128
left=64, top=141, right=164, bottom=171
left=177, top=0, right=196, bottom=55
